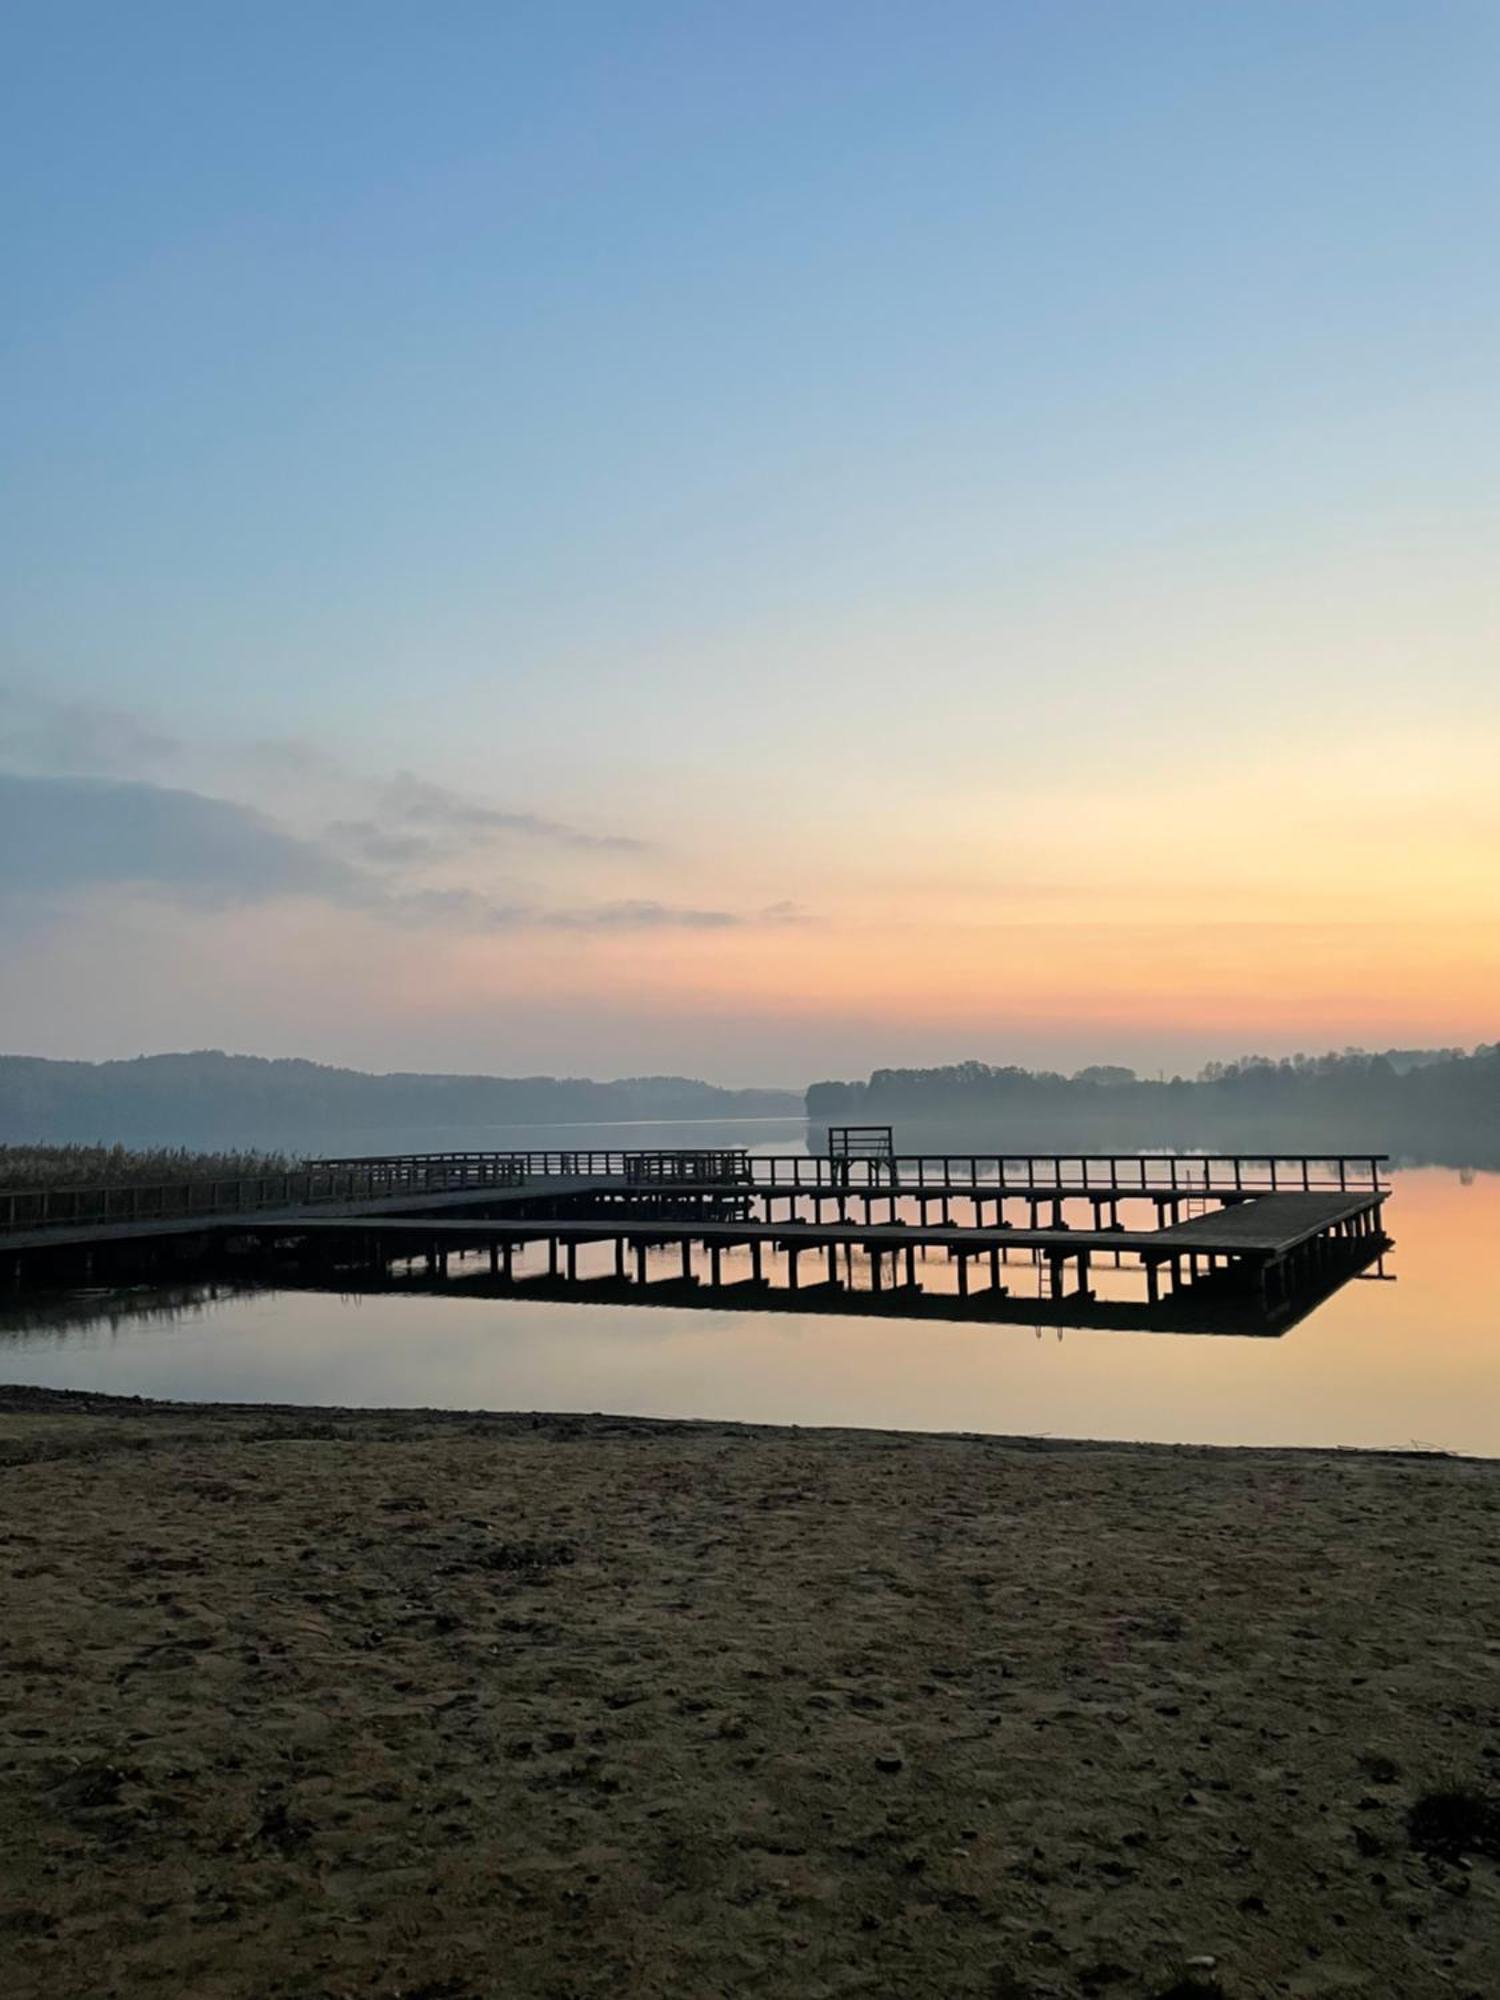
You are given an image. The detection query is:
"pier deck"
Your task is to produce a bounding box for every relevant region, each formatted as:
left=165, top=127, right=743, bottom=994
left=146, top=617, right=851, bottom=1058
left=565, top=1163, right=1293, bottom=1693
left=1, top=1152, right=1392, bottom=1326
left=1155, top=1193, right=1374, bottom=1253
left=276, top=1188, right=1375, bottom=1261
left=0, top=1176, right=612, bottom=1257
left=0, top=1184, right=1373, bottom=1260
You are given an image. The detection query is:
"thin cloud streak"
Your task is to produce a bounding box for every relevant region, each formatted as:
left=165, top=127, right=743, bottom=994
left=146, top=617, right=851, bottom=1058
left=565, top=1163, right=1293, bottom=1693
left=372, top=771, right=643, bottom=854
left=533, top=900, right=800, bottom=932
left=375, top=890, right=811, bottom=934
left=0, top=771, right=358, bottom=909
left=0, top=691, right=643, bottom=858
left=0, top=771, right=809, bottom=936
left=0, top=686, right=180, bottom=778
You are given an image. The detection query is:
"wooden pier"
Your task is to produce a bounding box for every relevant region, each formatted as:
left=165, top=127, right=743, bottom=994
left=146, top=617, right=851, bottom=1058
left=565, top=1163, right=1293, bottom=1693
left=0, top=1150, right=1391, bottom=1331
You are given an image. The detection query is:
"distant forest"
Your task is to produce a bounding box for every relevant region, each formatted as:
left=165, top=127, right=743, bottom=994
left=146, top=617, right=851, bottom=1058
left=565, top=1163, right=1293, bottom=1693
left=0, top=1052, right=801, bottom=1151
left=10, top=1044, right=1500, bottom=1167
left=806, top=1047, right=1500, bottom=1168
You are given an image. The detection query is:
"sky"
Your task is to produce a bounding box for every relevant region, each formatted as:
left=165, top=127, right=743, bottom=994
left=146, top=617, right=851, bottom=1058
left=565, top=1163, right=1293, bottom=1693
left=3, top=1, right=1498, bottom=1086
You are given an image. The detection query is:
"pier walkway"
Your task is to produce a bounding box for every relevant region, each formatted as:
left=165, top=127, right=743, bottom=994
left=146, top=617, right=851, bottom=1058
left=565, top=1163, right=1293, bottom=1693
left=1, top=1150, right=1391, bottom=1326
left=269, top=1186, right=1384, bottom=1312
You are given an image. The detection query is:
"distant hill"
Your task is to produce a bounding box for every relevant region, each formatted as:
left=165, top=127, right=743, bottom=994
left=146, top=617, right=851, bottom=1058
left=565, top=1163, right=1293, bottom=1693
left=807, top=1047, right=1500, bottom=1169
left=0, top=1051, right=803, bottom=1151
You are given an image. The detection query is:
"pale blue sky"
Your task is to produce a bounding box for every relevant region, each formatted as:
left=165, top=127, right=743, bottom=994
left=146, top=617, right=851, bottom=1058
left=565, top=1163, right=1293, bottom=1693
left=3, top=3, right=1498, bottom=1079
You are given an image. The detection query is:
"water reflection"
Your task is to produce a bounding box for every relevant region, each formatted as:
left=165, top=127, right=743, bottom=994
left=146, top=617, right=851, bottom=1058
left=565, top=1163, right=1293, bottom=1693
left=276, top=1255, right=1377, bottom=1338
left=3, top=1166, right=1495, bottom=1456
left=0, top=1282, right=256, bottom=1343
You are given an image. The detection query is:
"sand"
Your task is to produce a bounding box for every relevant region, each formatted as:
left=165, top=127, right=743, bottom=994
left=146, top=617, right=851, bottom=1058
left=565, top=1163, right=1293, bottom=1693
left=2, top=1387, right=1499, bottom=2000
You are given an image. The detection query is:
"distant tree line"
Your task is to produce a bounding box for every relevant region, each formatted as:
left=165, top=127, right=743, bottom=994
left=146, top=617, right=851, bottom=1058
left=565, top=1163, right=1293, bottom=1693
left=806, top=1047, right=1500, bottom=1167
left=0, top=1052, right=802, bottom=1151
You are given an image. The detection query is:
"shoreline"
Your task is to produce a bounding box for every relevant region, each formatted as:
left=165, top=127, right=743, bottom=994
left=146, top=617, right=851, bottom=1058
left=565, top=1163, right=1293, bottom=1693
left=4, top=1385, right=1499, bottom=1998
left=1, top=1381, right=1485, bottom=1467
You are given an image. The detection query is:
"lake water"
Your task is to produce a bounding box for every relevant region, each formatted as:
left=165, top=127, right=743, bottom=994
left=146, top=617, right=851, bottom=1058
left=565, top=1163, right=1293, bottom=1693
left=3, top=1131, right=1497, bottom=1455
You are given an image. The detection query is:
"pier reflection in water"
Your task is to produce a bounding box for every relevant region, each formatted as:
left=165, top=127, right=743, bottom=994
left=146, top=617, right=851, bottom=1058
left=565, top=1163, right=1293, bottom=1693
left=318, top=1209, right=1386, bottom=1338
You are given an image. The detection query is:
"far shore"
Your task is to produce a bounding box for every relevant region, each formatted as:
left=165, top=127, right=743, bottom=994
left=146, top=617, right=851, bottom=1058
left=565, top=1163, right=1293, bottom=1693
left=3, top=1386, right=1498, bottom=1999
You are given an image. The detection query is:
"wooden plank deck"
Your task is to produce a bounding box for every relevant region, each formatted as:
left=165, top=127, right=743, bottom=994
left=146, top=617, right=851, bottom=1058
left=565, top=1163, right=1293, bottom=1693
left=275, top=1189, right=1381, bottom=1263
left=1154, top=1192, right=1378, bottom=1254
left=0, top=1175, right=621, bottom=1256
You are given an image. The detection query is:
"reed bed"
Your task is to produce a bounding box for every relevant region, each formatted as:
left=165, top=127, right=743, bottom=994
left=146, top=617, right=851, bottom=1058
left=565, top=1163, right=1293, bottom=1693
left=0, top=1143, right=298, bottom=1193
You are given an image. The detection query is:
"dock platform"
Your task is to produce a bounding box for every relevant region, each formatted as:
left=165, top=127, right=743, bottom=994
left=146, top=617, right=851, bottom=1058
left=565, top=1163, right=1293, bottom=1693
left=0, top=1150, right=1391, bottom=1328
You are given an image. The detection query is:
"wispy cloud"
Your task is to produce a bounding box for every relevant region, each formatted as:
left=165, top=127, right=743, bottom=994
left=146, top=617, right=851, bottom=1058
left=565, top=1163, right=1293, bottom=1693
left=0, top=687, right=179, bottom=778
left=0, top=692, right=641, bottom=858
left=1, top=772, right=810, bottom=935
left=324, top=821, right=456, bottom=868
left=238, top=737, right=344, bottom=779
left=533, top=899, right=817, bottom=931
left=537, top=900, right=740, bottom=931
left=0, top=772, right=358, bottom=909
left=376, top=891, right=809, bottom=933
left=360, top=771, right=644, bottom=856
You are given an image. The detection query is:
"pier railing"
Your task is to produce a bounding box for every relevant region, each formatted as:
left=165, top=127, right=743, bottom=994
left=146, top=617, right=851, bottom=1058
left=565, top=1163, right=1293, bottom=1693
left=624, top=1150, right=754, bottom=1184
left=747, top=1153, right=1390, bottom=1193
left=0, top=1156, right=527, bottom=1234
left=1, top=1148, right=1389, bottom=1238
left=309, top=1148, right=1386, bottom=1193
left=306, top=1148, right=754, bottom=1185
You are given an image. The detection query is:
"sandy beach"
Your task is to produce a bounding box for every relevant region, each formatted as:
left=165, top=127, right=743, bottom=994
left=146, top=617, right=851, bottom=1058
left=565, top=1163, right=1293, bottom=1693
left=2, top=1387, right=1498, bottom=2000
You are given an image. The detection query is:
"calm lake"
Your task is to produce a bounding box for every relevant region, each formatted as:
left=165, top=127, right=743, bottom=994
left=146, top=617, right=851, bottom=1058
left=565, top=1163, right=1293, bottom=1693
left=3, top=1122, right=1497, bottom=1455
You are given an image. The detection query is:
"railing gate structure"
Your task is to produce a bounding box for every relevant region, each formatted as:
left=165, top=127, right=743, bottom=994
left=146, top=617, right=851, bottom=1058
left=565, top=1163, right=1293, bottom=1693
left=825, top=1125, right=896, bottom=1185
